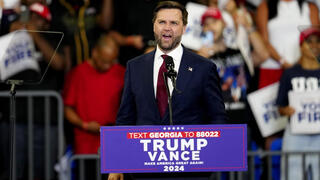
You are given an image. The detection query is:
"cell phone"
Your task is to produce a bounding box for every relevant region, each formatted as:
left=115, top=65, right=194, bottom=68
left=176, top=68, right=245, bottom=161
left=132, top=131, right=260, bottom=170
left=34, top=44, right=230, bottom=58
left=201, top=31, right=214, bottom=47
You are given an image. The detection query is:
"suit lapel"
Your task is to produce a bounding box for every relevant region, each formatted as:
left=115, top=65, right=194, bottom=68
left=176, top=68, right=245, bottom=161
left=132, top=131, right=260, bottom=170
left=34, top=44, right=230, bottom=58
left=143, top=51, right=162, bottom=120
left=175, top=48, right=196, bottom=96
left=162, top=48, right=197, bottom=123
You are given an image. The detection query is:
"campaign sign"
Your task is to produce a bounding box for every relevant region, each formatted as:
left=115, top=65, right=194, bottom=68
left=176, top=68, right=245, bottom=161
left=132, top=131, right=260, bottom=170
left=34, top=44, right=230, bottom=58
left=0, top=30, right=39, bottom=81
left=181, top=2, right=207, bottom=50
left=289, top=90, right=320, bottom=134
left=2, top=0, right=19, bottom=8
left=248, top=83, right=288, bottom=137
left=100, top=124, right=247, bottom=173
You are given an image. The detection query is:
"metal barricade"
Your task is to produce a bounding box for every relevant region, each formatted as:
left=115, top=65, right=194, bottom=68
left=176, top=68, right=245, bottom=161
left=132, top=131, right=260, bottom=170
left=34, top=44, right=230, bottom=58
left=66, top=150, right=320, bottom=180
left=0, top=90, right=64, bottom=180
left=67, top=154, right=101, bottom=180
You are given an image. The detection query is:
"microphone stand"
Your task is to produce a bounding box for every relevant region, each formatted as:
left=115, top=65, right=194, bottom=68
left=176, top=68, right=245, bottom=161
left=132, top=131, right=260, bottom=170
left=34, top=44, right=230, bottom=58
left=163, top=73, right=173, bottom=125
left=163, top=71, right=180, bottom=126
left=7, top=80, right=23, bottom=180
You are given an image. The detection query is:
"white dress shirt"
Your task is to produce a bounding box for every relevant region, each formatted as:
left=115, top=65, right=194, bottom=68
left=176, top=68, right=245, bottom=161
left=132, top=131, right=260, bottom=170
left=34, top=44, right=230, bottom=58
left=153, top=43, right=183, bottom=97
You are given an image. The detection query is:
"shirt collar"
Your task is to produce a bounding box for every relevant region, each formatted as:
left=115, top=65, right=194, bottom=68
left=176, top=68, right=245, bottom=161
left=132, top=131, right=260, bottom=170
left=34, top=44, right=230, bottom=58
left=155, top=43, right=183, bottom=63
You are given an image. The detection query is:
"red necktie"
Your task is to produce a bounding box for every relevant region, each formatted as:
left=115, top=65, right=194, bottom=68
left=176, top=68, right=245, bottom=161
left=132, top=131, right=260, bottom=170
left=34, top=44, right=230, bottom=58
left=156, top=55, right=168, bottom=118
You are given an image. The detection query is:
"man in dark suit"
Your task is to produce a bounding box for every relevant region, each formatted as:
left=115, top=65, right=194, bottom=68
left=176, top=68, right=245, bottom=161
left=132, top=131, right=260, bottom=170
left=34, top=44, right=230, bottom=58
left=108, top=1, right=227, bottom=180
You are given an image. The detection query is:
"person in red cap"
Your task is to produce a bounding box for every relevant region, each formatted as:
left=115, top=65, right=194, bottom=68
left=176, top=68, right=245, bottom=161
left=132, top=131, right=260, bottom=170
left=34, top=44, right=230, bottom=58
left=255, top=0, right=320, bottom=89
left=29, top=2, right=51, bottom=22
left=198, top=8, right=225, bottom=58
left=276, top=27, right=320, bottom=180
left=197, top=7, right=264, bottom=126
left=198, top=7, right=267, bottom=64
left=10, top=2, right=66, bottom=70
left=0, top=2, right=67, bottom=180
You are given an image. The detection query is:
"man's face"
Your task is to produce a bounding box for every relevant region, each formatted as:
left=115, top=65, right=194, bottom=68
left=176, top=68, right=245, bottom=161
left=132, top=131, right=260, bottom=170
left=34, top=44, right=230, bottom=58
left=302, top=34, right=320, bottom=60
left=203, top=17, right=224, bottom=42
left=92, top=40, right=119, bottom=72
left=224, top=0, right=237, bottom=13
left=153, top=8, right=186, bottom=53
left=30, top=13, right=49, bottom=30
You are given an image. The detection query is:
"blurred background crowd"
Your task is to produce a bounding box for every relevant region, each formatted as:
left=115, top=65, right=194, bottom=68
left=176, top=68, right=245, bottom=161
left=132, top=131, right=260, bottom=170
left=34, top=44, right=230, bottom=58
left=0, top=0, right=320, bottom=179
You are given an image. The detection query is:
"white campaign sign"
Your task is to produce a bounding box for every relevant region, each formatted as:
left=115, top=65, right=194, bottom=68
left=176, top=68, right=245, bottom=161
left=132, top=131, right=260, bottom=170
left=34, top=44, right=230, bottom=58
left=248, top=83, right=288, bottom=137
left=181, top=2, right=207, bottom=50
left=0, top=31, right=40, bottom=81
left=3, top=0, right=20, bottom=9
left=289, top=91, right=320, bottom=134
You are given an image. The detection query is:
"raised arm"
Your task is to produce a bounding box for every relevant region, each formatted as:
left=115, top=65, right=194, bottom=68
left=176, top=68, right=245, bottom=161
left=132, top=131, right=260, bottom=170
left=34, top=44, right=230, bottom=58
left=255, top=1, right=291, bottom=68
left=237, top=7, right=270, bottom=66
left=309, top=2, right=320, bottom=25
left=98, top=0, right=114, bottom=30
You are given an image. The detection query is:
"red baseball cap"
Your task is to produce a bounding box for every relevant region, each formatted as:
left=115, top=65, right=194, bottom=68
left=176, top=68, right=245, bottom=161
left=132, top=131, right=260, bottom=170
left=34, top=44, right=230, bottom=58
left=29, top=3, right=52, bottom=22
left=300, top=27, right=320, bottom=45
left=201, top=8, right=223, bottom=25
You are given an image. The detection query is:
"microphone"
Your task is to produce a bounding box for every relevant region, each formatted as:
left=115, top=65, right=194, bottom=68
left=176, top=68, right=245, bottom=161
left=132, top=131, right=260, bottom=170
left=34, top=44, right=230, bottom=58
left=164, top=56, right=176, bottom=78
left=164, top=56, right=179, bottom=92
left=164, top=56, right=174, bottom=70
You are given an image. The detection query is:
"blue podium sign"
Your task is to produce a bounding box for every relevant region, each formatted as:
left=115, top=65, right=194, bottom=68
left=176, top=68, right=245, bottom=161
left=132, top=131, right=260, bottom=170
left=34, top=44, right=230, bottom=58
left=100, top=124, right=247, bottom=173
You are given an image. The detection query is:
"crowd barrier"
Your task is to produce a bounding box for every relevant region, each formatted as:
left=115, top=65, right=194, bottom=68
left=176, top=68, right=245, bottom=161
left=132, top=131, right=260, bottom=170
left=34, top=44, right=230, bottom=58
left=1, top=91, right=319, bottom=180
left=0, top=90, right=64, bottom=180
left=66, top=151, right=320, bottom=180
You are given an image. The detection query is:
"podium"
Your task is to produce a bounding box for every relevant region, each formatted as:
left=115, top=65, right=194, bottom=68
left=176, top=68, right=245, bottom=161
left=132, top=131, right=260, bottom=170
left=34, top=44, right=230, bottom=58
left=100, top=124, right=247, bottom=174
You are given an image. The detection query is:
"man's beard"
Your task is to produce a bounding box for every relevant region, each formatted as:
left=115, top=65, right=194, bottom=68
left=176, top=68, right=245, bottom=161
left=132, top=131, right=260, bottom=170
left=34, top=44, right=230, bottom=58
left=154, top=33, right=181, bottom=52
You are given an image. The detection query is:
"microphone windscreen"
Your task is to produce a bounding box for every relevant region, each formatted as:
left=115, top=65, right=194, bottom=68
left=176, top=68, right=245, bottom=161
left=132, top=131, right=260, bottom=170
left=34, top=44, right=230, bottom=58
left=164, top=56, right=174, bottom=70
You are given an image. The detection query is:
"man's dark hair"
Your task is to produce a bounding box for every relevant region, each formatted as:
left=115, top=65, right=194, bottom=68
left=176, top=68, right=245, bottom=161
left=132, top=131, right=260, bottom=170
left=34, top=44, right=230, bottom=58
left=152, top=1, right=188, bottom=25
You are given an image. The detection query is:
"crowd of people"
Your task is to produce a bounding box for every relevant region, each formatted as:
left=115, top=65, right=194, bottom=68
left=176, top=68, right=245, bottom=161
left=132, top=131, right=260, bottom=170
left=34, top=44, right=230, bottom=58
left=0, top=0, right=320, bottom=179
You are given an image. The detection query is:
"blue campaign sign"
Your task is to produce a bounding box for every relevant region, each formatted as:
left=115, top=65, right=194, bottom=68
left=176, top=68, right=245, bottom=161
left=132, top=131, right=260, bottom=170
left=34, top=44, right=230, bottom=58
left=100, top=124, right=247, bottom=173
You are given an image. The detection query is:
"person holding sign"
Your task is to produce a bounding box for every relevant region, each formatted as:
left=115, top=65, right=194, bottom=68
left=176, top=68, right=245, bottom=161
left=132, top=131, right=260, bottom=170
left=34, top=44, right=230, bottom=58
left=276, top=27, right=320, bottom=180
left=110, top=1, right=227, bottom=180
left=198, top=7, right=261, bottom=125
left=0, top=3, right=66, bottom=179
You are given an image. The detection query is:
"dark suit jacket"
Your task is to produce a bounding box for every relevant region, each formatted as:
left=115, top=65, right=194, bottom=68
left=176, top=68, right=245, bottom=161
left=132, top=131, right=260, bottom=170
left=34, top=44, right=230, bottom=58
left=116, top=47, right=227, bottom=125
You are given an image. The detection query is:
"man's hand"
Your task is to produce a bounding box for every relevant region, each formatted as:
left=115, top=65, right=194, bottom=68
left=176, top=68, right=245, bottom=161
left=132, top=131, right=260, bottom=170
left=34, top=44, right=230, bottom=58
left=278, top=106, right=295, bottom=117
left=108, top=173, right=124, bottom=180
left=86, top=121, right=101, bottom=133
left=281, top=61, right=293, bottom=69
left=198, top=46, right=214, bottom=58
left=25, top=22, right=38, bottom=31
left=236, top=7, right=253, bottom=31
left=9, top=21, right=25, bottom=32
left=126, top=35, right=144, bottom=50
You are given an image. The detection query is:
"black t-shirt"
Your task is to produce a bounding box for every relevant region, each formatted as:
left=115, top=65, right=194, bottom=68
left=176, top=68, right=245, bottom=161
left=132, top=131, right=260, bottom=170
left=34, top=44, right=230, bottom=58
left=209, top=48, right=249, bottom=123
left=209, top=48, right=249, bottom=104
left=276, top=64, right=320, bottom=107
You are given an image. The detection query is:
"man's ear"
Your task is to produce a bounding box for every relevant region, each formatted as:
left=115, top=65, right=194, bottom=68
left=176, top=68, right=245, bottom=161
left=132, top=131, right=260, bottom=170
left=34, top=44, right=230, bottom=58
left=153, top=22, right=156, bottom=34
